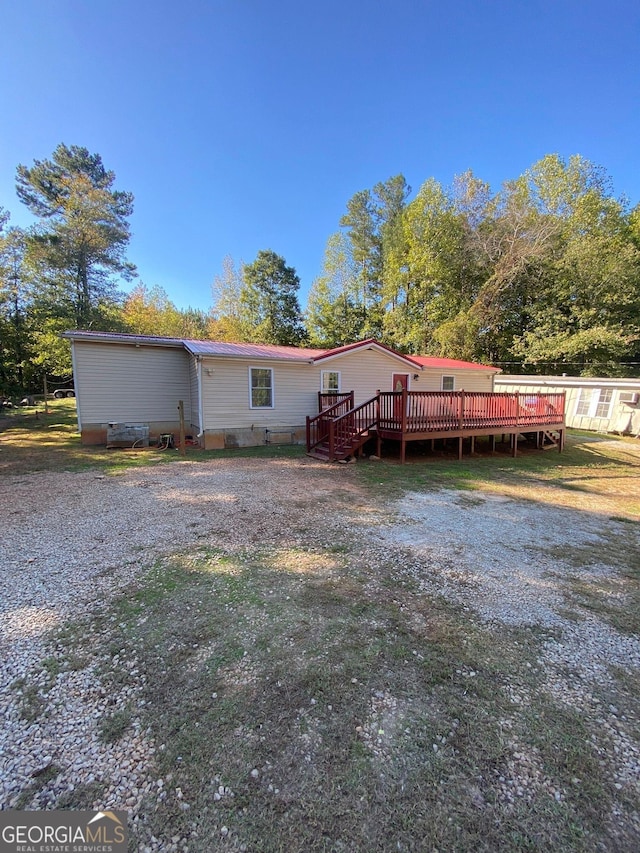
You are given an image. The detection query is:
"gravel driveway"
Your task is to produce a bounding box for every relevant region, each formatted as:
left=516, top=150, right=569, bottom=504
left=1, top=450, right=639, bottom=840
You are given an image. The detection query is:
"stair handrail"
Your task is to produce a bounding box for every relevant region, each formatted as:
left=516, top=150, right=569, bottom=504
left=328, top=394, right=380, bottom=459
left=306, top=395, right=356, bottom=451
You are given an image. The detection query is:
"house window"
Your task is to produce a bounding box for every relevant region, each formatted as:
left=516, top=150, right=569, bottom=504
left=249, top=367, right=273, bottom=408
left=442, top=375, right=455, bottom=391
left=595, top=389, right=613, bottom=419
left=321, top=370, right=340, bottom=393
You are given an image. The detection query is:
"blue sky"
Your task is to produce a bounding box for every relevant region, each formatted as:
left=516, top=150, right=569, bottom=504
left=1, top=0, right=638, bottom=313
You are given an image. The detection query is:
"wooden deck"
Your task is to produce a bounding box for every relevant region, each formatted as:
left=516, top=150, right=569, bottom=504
left=307, top=390, right=566, bottom=462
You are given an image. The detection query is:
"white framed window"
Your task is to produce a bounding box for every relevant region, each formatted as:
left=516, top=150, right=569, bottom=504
left=575, top=389, right=593, bottom=416
left=595, top=389, right=613, bottom=419
left=575, top=387, right=613, bottom=419
left=442, top=375, right=455, bottom=391
left=249, top=367, right=274, bottom=409
left=321, top=370, right=340, bottom=393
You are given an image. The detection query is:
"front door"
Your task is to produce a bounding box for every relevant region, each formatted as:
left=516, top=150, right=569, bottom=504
left=392, top=373, right=409, bottom=421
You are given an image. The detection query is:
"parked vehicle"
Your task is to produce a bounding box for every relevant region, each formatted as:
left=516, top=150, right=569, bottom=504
left=52, top=387, right=75, bottom=398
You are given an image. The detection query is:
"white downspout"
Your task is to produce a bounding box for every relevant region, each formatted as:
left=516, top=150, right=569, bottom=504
left=69, top=339, right=82, bottom=432
left=196, top=357, right=205, bottom=441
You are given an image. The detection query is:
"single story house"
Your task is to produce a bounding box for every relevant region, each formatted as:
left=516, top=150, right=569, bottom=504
left=63, top=331, right=501, bottom=448
left=495, top=374, right=640, bottom=435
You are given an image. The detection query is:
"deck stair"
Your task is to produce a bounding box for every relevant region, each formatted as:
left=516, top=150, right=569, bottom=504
left=306, top=394, right=379, bottom=462
left=307, top=426, right=373, bottom=461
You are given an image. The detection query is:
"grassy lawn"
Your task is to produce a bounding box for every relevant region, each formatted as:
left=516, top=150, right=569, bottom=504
left=5, top=406, right=640, bottom=850
left=0, top=399, right=301, bottom=475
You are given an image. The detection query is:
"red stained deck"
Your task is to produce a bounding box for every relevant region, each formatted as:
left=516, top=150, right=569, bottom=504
left=307, top=390, right=566, bottom=463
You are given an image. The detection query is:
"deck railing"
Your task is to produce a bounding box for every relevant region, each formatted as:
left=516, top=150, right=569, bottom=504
left=307, top=390, right=565, bottom=458
left=379, top=390, right=565, bottom=433
left=318, top=391, right=354, bottom=411
left=307, top=393, right=356, bottom=452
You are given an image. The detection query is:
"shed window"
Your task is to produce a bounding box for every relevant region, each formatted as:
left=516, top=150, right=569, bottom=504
left=575, top=389, right=592, bottom=416
left=575, top=388, right=613, bottom=419
left=442, top=375, right=455, bottom=391
left=249, top=367, right=273, bottom=408
left=321, top=370, right=340, bottom=393
left=595, top=389, right=613, bottom=419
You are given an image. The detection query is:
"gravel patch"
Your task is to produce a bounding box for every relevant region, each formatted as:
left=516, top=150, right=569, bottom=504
left=1, top=449, right=639, bottom=844
left=380, top=488, right=616, bottom=627
left=378, top=484, right=640, bottom=825
left=0, top=458, right=345, bottom=815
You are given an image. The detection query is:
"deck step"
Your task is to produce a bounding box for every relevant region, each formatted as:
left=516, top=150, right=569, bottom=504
left=307, top=447, right=331, bottom=460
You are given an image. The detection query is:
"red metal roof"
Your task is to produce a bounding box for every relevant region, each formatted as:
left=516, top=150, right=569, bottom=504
left=64, top=331, right=497, bottom=371
left=63, top=330, right=185, bottom=347
left=184, top=340, right=325, bottom=361
left=411, top=355, right=501, bottom=372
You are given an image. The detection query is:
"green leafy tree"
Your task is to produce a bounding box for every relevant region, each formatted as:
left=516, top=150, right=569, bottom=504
left=122, top=283, right=212, bottom=339
left=505, top=156, right=640, bottom=373
left=306, top=233, right=365, bottom=347
left=384, top=178, right=472, bottom=354
left=340, top=175, right=411, bottom=338
left=210, top=255, right=253, bottom=341
left=239, top=250, right=307, bottom=345
left=0, top=217, right=34, bottom=393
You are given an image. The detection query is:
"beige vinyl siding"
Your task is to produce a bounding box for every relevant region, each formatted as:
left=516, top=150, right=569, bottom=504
left=320, top=349, right=420, bottom=404
left=74, top=341, right=191, bottom=424
left=416, top=370, right=495, bottom=393
left=188, top=356, right=200, bottom=431
left=200, top=350, right=496, bottom=431
left=313, top=349, right=496, bottom=400
left=201, top=350, right=420, bottom=429
left=201, top=359, right=316, bottom=429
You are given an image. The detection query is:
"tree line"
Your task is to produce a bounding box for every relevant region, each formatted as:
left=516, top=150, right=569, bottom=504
left=1, top=144, right=639, bottom=396
left=307, top=160, right=640, bottom=376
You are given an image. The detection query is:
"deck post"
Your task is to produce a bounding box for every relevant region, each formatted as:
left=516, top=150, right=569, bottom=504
left=490, top=434, right=496, bottom=453
left=458, top=390, right=464, bottom=430
left=512, top=433, right=518, bottom=458
left=328, top=421, right=335, bottom=462
left=401, top=438, right=406, bottom=464
left=458, top=436, right=463, bottom=460
left=401, top=388, right=408, bottom=434
left=306, top=416, right=311, bottom=452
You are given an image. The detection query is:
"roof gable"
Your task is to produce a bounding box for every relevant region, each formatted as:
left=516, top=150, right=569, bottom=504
left=312, top=339, right=422, bottom=368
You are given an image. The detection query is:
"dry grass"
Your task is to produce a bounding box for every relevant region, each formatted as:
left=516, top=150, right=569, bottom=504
left=0, top=399, right=299, bottom=475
